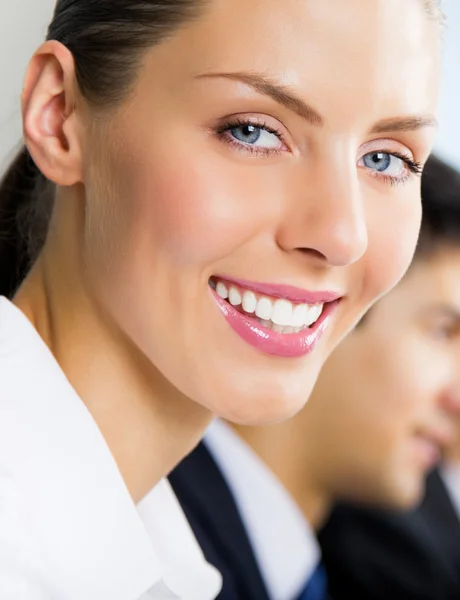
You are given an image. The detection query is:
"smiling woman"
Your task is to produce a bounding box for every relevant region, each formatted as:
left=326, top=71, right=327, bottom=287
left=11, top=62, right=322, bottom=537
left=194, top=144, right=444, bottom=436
left=0, top=0, right=444, bottom=598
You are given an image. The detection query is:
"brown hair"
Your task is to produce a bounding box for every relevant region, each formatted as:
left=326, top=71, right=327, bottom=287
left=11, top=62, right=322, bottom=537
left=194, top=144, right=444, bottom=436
left=0, top=0, right=206, bottom=297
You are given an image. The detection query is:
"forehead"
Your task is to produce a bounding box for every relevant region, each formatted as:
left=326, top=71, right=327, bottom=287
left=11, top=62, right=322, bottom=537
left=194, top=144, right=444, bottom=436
left=151, top=0, right=441, bottom=126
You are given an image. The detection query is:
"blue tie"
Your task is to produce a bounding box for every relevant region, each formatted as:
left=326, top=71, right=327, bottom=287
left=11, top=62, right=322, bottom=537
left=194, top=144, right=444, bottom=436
left=297, top=562, right=328, bottom=600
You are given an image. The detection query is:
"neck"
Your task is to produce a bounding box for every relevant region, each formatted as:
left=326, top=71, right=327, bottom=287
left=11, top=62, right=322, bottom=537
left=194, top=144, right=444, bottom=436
left=234, top=420, right=333, bottom=531
left=14, top=227, right=212, bottom=504
left=296, top=477, right=332, bottom=531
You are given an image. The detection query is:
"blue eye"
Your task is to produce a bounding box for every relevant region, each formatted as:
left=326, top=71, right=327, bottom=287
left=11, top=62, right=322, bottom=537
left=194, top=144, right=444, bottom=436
left=227, top=123, right=283, bottom=150
left=358, top=150, right=423, bottom=184
left=230, top=124, right=262, bottom=144
left=362, top=152, right=405, bottom=176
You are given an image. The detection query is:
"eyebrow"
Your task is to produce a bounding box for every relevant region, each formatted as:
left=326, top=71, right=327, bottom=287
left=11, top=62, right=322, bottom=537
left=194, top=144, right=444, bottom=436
left=370, top=116, right=438, bottom=134
left=195, top=71, right=323, bottom=126
left=195, top=71, right=437, bottom=133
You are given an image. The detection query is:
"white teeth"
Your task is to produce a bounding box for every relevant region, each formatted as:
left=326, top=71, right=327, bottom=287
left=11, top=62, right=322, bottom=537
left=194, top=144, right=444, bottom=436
left=304, top=303, right=323, bottom=327
left=215, top=279, right=325, bottom=332
left=304, top=305, right=317, bottom=327
left=216, top=281, right=229, bottom=299
left=272, top=324, right=294, bottom=334
left=271, top=299, right=293, bottom=327
left=291, top=304, right=308, bottom=328
left=229, top=286, right=242, bottom=306
left=313, top=303, right=324, bottom=321
left=242, top=290, right=257, bottom=314
left=255, top=297, right=273, bottom=321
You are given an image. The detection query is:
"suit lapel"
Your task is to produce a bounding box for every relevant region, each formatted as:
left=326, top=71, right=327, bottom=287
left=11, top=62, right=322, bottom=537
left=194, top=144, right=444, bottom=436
left=169, top=442, right=271, bottom=600
left=421, top=469, right=460, bottom=577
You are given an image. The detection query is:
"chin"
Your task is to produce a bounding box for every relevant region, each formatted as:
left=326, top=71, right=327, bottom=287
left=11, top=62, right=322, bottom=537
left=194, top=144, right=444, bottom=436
left=212, top=374, right=317, bottom=426
left=396, top=481, right=427, bottom=510
left=375, top=474, right=426, bottom=511
left=344, top=468, right=426, bottom=512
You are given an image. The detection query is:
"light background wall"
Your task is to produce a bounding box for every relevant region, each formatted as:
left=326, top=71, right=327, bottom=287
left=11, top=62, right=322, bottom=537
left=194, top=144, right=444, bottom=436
left=0, top=0, right=55, bottom=172
left=0, top=0, right=459, bottom=172
left=435, top=0, right=460, bottom=169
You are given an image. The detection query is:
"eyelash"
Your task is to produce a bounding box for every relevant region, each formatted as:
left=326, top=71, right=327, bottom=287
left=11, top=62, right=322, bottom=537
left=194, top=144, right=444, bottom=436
left=216, top=117, right=285, bottom=157
left=216, top=117, right=424, bottom=185
left=370, top=152, right=424, bottom=187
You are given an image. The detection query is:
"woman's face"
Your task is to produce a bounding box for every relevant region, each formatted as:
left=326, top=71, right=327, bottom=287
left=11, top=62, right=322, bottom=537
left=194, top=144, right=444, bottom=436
left=80, top=0, right=440, bottom=424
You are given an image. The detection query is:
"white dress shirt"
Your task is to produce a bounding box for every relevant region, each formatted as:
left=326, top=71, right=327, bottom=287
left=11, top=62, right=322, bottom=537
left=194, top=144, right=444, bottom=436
left=204, top=419, right=320, bottom=600
left=440, top=463, right=460, bottom=521
left=0, top=297, right=222, bottom=600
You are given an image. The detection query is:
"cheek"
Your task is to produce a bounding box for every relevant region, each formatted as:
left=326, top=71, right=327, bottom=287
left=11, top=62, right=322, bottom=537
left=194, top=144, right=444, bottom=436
left=111, top=137, right=280, bottom=271
left=360, top=194, right=422, bottom=304
left=346, top=342, right=418, bottom=445
left=368, top=348, right=430, bottom=453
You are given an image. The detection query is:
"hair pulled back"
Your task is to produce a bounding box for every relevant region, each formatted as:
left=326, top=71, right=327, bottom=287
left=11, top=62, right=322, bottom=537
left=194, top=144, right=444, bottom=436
left=0, top=0, right=205, bottom=297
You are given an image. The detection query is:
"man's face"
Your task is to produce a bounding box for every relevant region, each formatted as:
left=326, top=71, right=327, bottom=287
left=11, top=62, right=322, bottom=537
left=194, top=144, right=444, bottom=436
left=307, top=246, right=460, bottom=508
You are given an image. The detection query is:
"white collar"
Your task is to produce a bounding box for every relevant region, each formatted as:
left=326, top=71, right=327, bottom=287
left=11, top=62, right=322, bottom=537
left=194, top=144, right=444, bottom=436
left=204, top=419, right=319, bottom=600
left=440, top=463, right=460, bottom=521
left=0, top=297, right=221, bottom=600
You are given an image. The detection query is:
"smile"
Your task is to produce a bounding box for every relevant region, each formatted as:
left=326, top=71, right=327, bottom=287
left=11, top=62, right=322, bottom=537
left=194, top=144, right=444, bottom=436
left=209, top=276, right=342, bottom=358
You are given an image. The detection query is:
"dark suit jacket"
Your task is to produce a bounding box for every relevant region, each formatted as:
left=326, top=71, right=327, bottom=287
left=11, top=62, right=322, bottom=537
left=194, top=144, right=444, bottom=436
left=318, top=469, right=460, bottom=600
left=169, top=441, right=271, bottom=600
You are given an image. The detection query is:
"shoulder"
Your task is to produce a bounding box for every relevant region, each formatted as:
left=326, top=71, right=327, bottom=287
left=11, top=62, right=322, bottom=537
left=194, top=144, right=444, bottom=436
left=319, top=503, right=447, bottom=600
left=0, top=299, right=65, bottom=596
left=0, top=471, right=53, bottom=599
left=0, top=298, right=70, bottom=466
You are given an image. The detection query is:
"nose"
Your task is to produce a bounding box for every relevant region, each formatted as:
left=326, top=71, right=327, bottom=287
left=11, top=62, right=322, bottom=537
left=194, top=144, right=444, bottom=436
left=276, top=158, right=368, bottom=267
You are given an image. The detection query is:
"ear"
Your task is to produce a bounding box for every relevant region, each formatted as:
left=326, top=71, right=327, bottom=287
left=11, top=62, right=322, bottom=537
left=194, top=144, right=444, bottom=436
left=21, top=40, right=84, bottom=186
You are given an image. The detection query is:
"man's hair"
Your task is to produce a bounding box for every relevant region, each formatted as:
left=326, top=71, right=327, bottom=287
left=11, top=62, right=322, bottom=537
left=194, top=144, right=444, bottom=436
left=416, top=154, right=460, bottom=258
left=0, top=0, right=207, bottom=298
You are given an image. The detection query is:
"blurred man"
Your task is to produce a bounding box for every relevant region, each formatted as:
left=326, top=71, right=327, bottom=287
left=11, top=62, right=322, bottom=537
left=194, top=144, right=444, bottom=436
left=317, top=157, right=460, bottom=600
left=319, top=420, right=460, bottom=600
left=170, top=156, right=460, bottom=600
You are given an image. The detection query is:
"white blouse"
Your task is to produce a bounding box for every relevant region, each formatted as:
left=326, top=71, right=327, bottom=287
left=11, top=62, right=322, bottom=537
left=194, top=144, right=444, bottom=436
left=0, top=297, right=222, bottom=600
left=440, top=463, right=460, bottom=522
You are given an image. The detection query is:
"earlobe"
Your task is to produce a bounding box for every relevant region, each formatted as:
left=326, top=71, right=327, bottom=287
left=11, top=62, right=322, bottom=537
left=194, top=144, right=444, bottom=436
left=21, top=41, right=83, bottom=186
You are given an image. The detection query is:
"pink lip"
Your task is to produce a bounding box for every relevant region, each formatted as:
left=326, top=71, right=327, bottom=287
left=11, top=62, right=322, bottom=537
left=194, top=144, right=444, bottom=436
left=211, top=290, right=339, bottom=358
left=214, top=275, right=343, bottom=305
